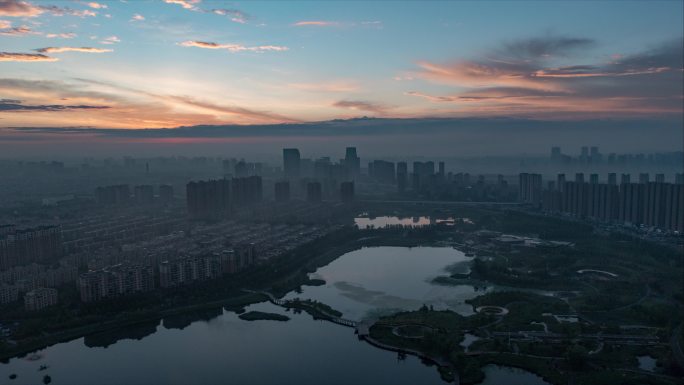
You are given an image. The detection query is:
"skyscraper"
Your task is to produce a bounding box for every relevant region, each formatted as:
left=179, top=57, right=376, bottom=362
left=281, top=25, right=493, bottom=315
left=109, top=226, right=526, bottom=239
left=274, top=181, right=290, bottom=203
left=340, top=181, right=354, bottom=203
left=306, top=182, right=322, bottom=202
left=397, top=162, right=408, bottom=193
left=283, top=148, right=301, bottom=179
left=518, top=173, right=542, bottom=205
left=621, top=174, right=631, bottom=184
left=344, top=147, right=361, bottom=177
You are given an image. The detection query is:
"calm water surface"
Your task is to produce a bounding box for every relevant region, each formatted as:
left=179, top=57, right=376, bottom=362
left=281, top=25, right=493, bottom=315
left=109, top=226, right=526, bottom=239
left=285, top=246, right=483, bottom=319
left=0, top=246, right=546, bottom=385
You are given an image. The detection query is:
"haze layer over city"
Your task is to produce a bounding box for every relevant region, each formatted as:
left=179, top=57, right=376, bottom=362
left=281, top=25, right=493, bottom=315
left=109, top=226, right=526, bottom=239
left=0, top=1, right=682, bottom=385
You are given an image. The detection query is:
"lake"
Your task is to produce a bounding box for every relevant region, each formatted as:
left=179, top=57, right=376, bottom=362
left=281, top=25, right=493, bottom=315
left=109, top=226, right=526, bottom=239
left=0, top=246, right=547, bottom=385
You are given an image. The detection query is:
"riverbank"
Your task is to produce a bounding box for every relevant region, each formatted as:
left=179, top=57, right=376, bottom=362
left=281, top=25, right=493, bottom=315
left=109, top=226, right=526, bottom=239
left=0, top=228, right=432, bottom=362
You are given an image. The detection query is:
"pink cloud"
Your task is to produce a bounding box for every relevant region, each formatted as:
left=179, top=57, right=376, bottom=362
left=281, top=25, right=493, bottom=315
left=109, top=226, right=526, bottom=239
left=0, top=0, right=43, bottom=17
left=36, top=47, right=113, bottom=53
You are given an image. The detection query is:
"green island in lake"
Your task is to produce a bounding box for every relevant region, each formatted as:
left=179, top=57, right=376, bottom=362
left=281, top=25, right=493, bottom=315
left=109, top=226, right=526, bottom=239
left=238, top=311, right=291, bottom=322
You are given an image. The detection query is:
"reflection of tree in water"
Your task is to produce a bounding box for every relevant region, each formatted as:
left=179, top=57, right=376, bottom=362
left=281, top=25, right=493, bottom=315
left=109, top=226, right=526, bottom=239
left=84, top=320, right=159, bottom=348
left=162, top=307, right=223, bottom=330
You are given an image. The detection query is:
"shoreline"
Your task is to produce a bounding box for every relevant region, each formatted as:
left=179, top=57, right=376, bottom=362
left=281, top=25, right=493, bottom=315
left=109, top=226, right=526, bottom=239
left=0, top=231, right=428, bottom=362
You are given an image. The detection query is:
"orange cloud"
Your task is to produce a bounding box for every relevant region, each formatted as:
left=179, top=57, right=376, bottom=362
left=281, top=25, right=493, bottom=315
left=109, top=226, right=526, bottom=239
left=0, top=52, right=57, bottom=62
left=86, top=2, right=107, bottom=9
left=416, top=60, right=561, bottom=91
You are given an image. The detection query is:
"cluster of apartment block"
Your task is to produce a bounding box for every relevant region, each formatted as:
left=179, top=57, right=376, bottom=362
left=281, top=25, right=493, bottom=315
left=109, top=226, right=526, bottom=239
left=520, top=173, right=684, bottom=231
left=0, top=263, right=77, bottom=305
left=1, top=285, right=59, bottom=311
left=24, top=287, right=58, bottom=311
left=78, top=263, right=155, bottom=303
left=78, top=244, right=257, bottom=302
left=0, top=225, right=63, bottom=271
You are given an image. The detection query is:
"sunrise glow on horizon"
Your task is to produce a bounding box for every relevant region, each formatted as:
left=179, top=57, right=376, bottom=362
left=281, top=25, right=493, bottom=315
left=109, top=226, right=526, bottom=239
left=0, top=0, right=682, bottom=129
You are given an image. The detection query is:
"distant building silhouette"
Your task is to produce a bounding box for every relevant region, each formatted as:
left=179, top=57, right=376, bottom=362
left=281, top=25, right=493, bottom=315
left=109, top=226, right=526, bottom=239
left=283, top=148, right=301, bottom=179
left=340, top=181, right=354, bottom=203
left=306, top=181, right=322, bottom=202
left=344, top=147, right=361, bottom=178
left=274, top=181, right=290, bottom=203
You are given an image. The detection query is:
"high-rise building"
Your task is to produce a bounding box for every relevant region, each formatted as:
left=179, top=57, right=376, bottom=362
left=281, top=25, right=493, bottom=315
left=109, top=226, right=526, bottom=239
left=676, top=173, right=684, bottom=185
left=24, top=287, right=58, bottom=311
left=590, top=174, right=599, bottom=184
left=438, top=162, right=445, bottom=178
left=590, top=146, right=601, bottom=163
left=283, top=148, right=301, bottom=179
left=159, top=255, right=222, bottom=288
left=642, top=182, right=666, bottom=228
left=0, top=225, right=63, bottom=270
left=397, top=162, right=408, bottom=193
left=575, top=173, right=585, bottom=183
left=274, top=181, right=290, bottom=203
left=655, top=173, right=665, bottom=183
left=0, top=284, right=18, bottom=304
left=621, top=174, right=631, bottom=184
left=580, top=146, right=589, bottom=162
left=186, top=179, right=231, bottom=220
left=232, top=176, right=263, bottom=206
left=618, top=183, right=643, bottom=224
left=234, top=161, right=248, bottom=178
left=639, top=173, right=649, bottom=183
left=159, top=184, right=174, bottom=203
left=95, top=185, right=130, bottom=205
left=134, top=185, right=154, bottom=204
left=340, top=181, right=354, bottom=203
left=79, top=263, right=155, bottom=303
left=306, top=182, right=323, bottom=202
left=344, top=147, right=361, bottom=177
left=608, top=173, right=617, bottom=186
left=369, top=160, right=395, bottom=184
left=663, top=183, right=684, bottom=232
left=518, top=173, right=542, bottom=205
left=557, top=174, right=566, bottom=192
left=551, top=146, right=561, bottom=162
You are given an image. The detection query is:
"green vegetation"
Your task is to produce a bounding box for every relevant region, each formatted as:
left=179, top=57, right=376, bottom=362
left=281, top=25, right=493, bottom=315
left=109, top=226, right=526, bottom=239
left=238, top=311, right=290, bottom=322
left=284, top=299, right=343, bottom=319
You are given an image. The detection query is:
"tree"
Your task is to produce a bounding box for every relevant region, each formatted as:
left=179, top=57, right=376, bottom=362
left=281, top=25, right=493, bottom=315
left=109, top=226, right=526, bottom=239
left=566, top=345, right=588, bottom=370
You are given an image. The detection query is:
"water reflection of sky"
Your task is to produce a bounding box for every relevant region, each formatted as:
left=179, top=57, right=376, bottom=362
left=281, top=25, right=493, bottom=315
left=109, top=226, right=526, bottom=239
left=286, top=246, right=484, bottom=320
left=0, top=301, right=446, bottom=385
left=354, top=216, right=432, bottom=229
left=354, top=216, right=473, bottom=229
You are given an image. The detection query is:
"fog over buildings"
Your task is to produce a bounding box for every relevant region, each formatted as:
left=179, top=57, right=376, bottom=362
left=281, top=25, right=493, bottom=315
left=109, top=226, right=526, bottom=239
left=0, top=0, right=683, bottom=384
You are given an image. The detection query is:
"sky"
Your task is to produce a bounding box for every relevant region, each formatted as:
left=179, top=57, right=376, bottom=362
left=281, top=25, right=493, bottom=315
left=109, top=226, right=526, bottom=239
left=0, top=0, right=682, bottom=156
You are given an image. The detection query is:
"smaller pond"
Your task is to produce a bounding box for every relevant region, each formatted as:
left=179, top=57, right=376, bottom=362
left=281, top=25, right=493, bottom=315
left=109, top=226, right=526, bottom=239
left=354, top=216, right=474, bottom=229
left=637, top=355, right=657, bottom=372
